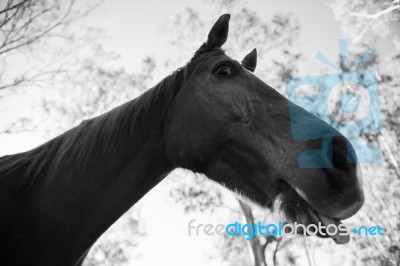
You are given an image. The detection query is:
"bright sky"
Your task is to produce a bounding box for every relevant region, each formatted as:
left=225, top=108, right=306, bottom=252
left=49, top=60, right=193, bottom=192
left=0, top=0, right=396, bottom=265
left=82, top=0, right=346, bottom=80
left=83, top=0, right=394, bottom=78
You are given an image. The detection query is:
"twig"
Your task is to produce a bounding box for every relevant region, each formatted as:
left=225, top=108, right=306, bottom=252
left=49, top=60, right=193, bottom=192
left=0, top=0, right=29, bottom=15
left=351, top=5, right=400, bottom=19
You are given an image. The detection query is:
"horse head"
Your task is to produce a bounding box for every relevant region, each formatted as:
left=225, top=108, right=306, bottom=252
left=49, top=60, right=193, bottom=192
left=165, top=14, right=364, bottom=244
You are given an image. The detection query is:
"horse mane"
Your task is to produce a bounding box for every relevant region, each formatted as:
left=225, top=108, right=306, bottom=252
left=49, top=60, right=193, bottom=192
left=0, top=47, right=225, bottom=188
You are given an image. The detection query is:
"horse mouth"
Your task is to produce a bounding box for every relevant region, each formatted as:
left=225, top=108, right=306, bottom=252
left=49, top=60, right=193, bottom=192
left=298, top=204, right=350, bottom=244
left=275, top=182, right=350, bottom=244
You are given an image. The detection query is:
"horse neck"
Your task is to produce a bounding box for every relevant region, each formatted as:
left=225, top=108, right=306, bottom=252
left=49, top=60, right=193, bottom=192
left=22, top=80, right=178, bottom=263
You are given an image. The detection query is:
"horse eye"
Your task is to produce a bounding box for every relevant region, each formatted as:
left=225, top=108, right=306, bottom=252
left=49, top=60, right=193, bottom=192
left=215, top=64, right=233, bottom=76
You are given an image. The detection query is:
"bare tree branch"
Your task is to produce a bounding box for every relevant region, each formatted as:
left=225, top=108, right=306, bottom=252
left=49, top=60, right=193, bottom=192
left=0, top=0, right=75, bottom=55
left=351, top=5, right=400, bottom=19
left=350, top=3, right=400, bottom=42
left=238, top=199, right=267, bottom=266
left=0, top=0, right=28, bottom=15
left=0, top=0, right=102, bottom=93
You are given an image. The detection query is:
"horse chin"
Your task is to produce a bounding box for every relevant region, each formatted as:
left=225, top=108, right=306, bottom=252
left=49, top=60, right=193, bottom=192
left=276, top=182, right=350, bottom=244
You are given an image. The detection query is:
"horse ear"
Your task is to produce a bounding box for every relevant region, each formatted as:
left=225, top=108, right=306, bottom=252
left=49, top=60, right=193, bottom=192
left=207, top=14, right=230, bottom=48
left=241, top=48, right=257, bottom=72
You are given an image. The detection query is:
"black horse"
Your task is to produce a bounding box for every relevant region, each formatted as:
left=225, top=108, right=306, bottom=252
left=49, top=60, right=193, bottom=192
left=0, top=14, right=363, bottom=265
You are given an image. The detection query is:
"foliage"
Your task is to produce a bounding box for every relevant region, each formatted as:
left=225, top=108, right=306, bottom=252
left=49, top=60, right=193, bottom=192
left=83, top=207, right=145, bottom=266
left=329, top=0, right=399, bottom=43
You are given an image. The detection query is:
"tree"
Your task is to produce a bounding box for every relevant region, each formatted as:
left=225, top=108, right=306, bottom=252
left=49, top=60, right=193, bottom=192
left=0, top=0, right=102, bottom=91
left=313, top=1, right=400, bottom=265
left=329, top=0, right=399, bottom=43
left=0, top=0, right=102, bottom=135
left=83, top=205, right=146, bottom=266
